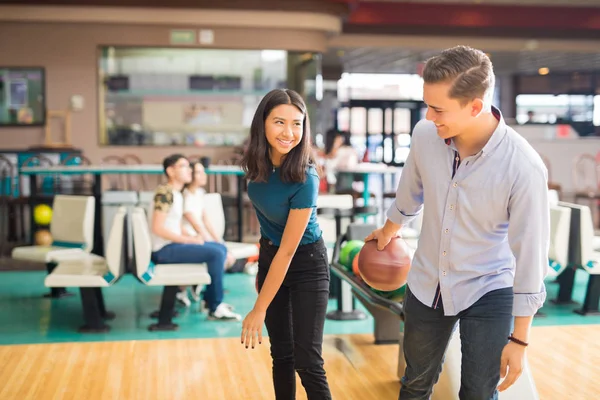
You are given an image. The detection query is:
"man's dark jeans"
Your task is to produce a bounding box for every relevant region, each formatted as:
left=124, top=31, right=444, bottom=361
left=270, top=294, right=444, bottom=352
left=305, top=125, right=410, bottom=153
left=400, top=285, right=514, bottom=400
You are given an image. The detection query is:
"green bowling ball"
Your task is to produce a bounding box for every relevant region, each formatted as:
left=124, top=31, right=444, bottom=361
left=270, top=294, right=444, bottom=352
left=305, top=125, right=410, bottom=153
left=371, top=285, right=406, bottom=302
left=339, top=240, right=364, bottom=267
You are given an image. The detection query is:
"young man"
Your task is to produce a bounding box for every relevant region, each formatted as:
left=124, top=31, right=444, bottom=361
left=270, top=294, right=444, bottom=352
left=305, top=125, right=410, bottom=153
left=150, top=154, right=241, bottom=321
left=366, top=46, right=549, bottom=399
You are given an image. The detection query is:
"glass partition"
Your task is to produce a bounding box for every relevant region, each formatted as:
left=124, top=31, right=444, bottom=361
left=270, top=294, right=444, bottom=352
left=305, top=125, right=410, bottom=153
left=98, top=47, right=295, bottom=147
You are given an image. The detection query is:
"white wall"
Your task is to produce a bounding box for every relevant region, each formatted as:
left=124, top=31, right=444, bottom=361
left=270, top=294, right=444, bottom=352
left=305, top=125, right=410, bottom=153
left=513, top=124, right=600, bottom=194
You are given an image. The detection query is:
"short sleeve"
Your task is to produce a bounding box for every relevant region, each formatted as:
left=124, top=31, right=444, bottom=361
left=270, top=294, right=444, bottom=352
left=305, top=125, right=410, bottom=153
left=153, top=185, right=173, bottom=213
left=289, top=170, right=319, bottom=210
left=183, top=191, right=194, bottom=214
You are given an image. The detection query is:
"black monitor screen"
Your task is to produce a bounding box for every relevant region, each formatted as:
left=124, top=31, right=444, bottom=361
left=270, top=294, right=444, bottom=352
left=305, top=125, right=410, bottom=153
left=0, top=67, right=46, bottom=126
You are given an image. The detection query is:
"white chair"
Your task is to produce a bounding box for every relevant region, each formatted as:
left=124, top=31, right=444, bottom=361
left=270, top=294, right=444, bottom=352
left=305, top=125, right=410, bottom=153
left=558, top=202, right=600, bottom=315
left=317, top=194, right=354, bottom=259
left=12, top=195, right=95, bottom=298
left=547, top=204, right=572, bottom=279
left=557, top=202, right=597, bottom=272
left=44, top=207, right=126, bottom=333
left=102, top=190, right=138, bottom=273
left=202, top=192, right=259, bottom=260
left=131, top=207, right=212, bottom=331
left=317, top=195, right=378, bottom=321
left=12, top=195, right=95, bottom=261
left=397, top=324, right=540, bottom=400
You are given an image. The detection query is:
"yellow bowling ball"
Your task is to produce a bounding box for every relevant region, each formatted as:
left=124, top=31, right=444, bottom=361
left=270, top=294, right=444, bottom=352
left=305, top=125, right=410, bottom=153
left=33, top=204, right=53, bottom=226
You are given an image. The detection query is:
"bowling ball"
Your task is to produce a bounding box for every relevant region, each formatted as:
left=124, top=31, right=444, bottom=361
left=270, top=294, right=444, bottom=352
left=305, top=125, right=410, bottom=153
left=33, top=204, right=53, bottom=226
left=339, top=240, right=363, bottom=267
left=34, top=229, right=53, bottom=246
left=346, top=246, right=362, bottom=271
left=358, top=237, right=411, bottom=292
left=372, top=286, right=406, bottom=302
left=352, top=252, right=361, bottom=277
left=247, top=243, right=260, bottom=263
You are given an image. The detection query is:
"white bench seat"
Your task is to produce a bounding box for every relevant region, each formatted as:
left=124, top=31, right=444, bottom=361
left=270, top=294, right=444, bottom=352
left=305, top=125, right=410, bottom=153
left=11, top=195, right=95, bottom=298
left=557, top=201, right=600, bottom=315
left=132, top=207, right=212, bottom=331
left=140, top=263, right=211, bottom=287
left=45, top=255, right=116, bottom=288
left=42, top=207, right=127, bottom=333
left=224, top=242, right=258, bottom=260
left=203, top=193, right=259, bottom=259
left=12, top=246, right=87, bottom=263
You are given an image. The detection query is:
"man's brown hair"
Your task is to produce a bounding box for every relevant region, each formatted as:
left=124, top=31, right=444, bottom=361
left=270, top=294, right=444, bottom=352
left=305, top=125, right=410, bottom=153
left=422, top=45, right=495, bottom=107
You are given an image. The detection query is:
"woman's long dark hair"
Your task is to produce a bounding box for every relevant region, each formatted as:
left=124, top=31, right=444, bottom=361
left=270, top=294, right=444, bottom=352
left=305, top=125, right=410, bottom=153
left=240, top=89, right=318, bottom=183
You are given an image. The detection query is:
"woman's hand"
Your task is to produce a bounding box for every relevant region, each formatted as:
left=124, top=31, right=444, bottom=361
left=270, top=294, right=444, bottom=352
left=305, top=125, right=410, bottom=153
left=241, top=307, right=266, bottom=349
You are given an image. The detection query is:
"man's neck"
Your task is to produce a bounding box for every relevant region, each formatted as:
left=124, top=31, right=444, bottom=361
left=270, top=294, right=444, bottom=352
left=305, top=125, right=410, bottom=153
left=167, top=180, right=184, bottom=191
left=453, top=112, right=499, bottom=159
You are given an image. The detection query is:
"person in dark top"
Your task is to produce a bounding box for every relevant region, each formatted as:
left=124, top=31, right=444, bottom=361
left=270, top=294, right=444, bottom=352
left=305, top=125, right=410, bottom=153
left=240, top=88, right=332, bottom=399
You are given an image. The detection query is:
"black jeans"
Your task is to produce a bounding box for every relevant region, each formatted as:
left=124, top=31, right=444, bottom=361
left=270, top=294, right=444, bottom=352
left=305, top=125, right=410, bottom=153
left=257, top=236, right=332, bottom=400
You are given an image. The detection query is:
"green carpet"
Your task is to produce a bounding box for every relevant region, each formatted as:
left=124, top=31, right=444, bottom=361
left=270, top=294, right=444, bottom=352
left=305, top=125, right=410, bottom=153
left=0, top=269, right=598, bottom=346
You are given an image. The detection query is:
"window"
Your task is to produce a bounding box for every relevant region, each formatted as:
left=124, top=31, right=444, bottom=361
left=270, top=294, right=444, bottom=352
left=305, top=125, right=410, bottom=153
left=98, top=47, right=288, bottom=146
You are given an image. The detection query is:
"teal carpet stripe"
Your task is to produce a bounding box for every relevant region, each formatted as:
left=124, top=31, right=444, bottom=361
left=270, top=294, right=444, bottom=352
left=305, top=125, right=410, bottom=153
left=0, top=269, right=598, bottom=346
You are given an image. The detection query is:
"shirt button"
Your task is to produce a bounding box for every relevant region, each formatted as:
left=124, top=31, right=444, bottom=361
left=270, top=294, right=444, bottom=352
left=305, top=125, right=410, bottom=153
left=453, top=182, right=458, bottom=188
left=449, top=205, right=454, bottom=210
left=443, top=271, right=447, bottom=276
left=443, top=251, right=447, bottom=256
left=445, top=229, right=449, bottom=233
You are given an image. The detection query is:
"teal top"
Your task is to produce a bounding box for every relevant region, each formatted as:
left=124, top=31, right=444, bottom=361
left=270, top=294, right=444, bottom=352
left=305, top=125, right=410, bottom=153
left=247, top=165, right=322, bottom=246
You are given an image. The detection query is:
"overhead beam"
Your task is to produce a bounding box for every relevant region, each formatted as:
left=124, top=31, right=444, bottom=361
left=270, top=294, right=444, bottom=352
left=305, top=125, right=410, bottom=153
left=343, top=2, right=600, bottom=39
left=0, top=5, right=342, bottom=34
left=329, top=34, right=600, bottom=54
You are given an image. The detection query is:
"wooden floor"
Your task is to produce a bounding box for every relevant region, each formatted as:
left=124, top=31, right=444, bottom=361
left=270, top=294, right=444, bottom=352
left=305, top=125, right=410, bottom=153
left=1, top=325, right=598, bottom=400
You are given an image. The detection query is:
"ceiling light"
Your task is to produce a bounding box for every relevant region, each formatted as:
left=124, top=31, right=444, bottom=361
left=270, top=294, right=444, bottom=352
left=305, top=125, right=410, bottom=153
left=538, top=67, right=550, bottom=75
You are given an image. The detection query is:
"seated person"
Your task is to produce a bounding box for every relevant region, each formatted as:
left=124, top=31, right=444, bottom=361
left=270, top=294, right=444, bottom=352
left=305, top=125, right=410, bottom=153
left=150, top=154, right=241, bottom=321
left=180, top=160, right=238, bottom=305
left=321, top=129, right=358, bottom=193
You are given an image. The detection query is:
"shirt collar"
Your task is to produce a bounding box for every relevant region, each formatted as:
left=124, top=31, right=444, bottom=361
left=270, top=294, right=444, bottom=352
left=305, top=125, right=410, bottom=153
left=444, top=105, right=507, bottom=155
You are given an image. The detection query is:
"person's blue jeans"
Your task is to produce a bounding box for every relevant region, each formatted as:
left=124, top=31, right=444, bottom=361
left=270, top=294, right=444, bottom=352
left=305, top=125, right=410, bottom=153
left=151, top=242, right=227, bottom=313
left=400, top=285, right=514, bottom=400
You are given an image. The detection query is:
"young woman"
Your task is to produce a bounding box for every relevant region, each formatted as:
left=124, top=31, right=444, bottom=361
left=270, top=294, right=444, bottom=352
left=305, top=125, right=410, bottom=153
left=240, top=89, right=332, bottom=399
left=178, top=161, right=236, bottom=306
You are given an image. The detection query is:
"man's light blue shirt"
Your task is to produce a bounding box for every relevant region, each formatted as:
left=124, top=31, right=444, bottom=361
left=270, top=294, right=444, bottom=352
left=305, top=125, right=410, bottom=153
left=387, top=107, right=550, bottom=317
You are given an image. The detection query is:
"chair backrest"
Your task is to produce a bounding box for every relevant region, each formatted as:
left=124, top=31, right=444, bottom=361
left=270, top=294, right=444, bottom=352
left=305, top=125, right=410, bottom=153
left=203, top=192, right=226, bottom=239
left=131, top=207, right=153, bottom=281
left=558, top=201, right=595, bottom=269
left=50, top=195, right=95, bottom=252
left=548, top=204, right=571, bottom=278
left=105, top=207, right=126, bottom=278
left=138, top=191, right=155, bottom=208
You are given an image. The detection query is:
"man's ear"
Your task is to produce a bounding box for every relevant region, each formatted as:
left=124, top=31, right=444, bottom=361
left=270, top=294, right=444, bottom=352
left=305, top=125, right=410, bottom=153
left=471, top=98, right=485, bottom=117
